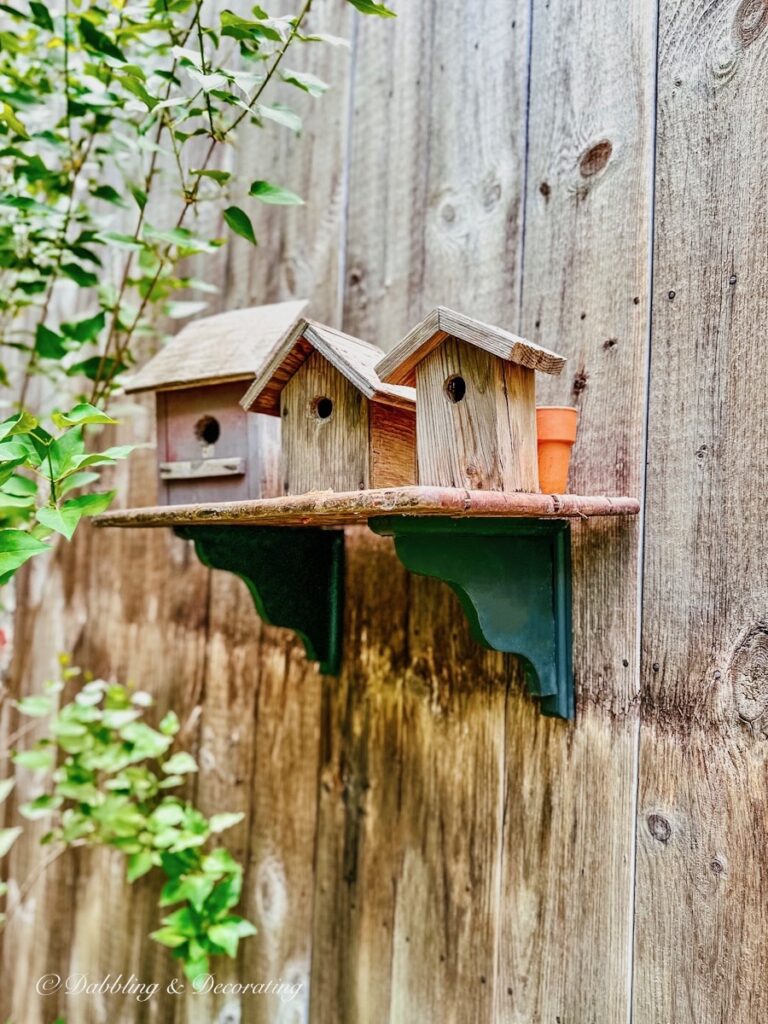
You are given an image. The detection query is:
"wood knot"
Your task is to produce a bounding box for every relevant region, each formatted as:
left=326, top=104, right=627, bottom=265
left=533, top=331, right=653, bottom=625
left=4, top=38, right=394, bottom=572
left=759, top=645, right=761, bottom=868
left=735, top=0, right=768, bottom=46
left=579, top=139, right=613, bottom=177
left=728, top=621, right=768, bottom=733
left=539, top=181, right=551, bottom=199
left=647, top=813, right=672, bottom=844
left=572, top=369, right=588, bottom=395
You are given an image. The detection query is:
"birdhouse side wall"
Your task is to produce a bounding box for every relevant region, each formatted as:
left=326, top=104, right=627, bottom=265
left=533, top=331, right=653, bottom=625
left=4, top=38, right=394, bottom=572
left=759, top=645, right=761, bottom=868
left=369, top=402, right=417, bottom=487
left=415, top=336, right=539, bottom=491
left=280, top=351, right=370, bottom=494
left=157, top=381, right=280, bottom=504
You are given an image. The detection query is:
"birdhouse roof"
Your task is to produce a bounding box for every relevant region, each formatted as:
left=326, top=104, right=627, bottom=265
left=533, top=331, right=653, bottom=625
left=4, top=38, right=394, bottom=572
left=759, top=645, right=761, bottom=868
left=240, top=319, right=416, bottom=415
left=125, top=299, right=309, bottom=394
left=375, top=306, right=567, bottom=386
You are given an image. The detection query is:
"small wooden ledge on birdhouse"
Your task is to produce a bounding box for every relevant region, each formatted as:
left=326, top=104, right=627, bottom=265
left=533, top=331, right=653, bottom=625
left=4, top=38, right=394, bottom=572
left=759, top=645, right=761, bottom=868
left=375, top=306, right=566, bottom=494
left=240, top=318, right=417, bottom=493
left=126, top=299, right=308, bottom=505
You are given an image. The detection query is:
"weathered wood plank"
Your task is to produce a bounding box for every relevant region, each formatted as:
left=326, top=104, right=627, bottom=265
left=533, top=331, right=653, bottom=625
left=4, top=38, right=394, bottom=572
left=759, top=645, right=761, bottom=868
left=494, top=0, right=656, bottom=1018
left=633, top=2, right=768, bottom=1021
left=310, top=1, right=533, bottom=1020
left=94, top=488, right=639, bottom=529
left=415, top=339, right=539, bottom=492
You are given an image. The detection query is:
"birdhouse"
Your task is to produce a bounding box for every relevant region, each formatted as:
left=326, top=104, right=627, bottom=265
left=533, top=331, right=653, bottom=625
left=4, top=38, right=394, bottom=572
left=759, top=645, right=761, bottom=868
left=375, top=307, right=566, bottom=492
left=126, top=300, right=307, bottom=504
left=240, top=319, right=417, bottom=494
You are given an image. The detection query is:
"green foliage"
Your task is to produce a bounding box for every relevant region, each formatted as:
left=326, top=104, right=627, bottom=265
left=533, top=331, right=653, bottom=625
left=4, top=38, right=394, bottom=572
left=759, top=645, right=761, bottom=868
left=4, top=661, right=253, bottom=981
left=0, top=0, right=395, bottom=575
left=0, top=406, right=131, bottom=579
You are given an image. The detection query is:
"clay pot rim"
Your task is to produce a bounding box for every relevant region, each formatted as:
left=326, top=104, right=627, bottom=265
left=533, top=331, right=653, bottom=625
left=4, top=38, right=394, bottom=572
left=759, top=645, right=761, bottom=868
left=535, top=405, right=579, bottom=412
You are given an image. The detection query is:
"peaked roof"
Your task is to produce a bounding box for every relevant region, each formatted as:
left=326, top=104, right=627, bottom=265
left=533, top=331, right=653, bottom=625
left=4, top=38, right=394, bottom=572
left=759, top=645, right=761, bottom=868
left=125, top=299, right=309, bottom=393
left=240, top=319, right=416, bottom=415
left=375, top=306, right=566, bottom=386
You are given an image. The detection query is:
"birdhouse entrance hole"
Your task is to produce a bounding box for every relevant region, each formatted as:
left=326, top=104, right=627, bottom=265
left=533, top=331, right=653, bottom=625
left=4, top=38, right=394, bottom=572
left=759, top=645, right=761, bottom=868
left=312, top=396, right=334, bottom=420
left=195, top=415, right=221, bottom=446
left=444, top=374, right=466, bottom=404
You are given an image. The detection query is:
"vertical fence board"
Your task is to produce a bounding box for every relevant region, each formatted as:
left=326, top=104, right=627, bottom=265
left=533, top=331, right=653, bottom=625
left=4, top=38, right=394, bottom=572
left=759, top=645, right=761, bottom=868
left=309, top=2, right=530, bottom=1021
left=496, top=0, right=656, bottom=1019
left=634, top=2, right=768, bottom=1021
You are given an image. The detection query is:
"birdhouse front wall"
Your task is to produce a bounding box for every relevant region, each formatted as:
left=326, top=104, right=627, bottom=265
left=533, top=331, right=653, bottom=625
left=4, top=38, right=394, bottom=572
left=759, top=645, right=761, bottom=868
left=369, top=402, right=417, bottom=487
left=415, top=336, right=539, bottom=492
left=280, top=351, right=370, bottom=494
left=157, top=381, right=280, bottom=505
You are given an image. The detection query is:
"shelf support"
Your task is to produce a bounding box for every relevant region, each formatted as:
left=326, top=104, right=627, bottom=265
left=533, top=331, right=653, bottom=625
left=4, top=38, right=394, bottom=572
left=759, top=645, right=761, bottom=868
left=174, top=525, right=344, bottom=675
left=369, top=517, right=573, bottom=718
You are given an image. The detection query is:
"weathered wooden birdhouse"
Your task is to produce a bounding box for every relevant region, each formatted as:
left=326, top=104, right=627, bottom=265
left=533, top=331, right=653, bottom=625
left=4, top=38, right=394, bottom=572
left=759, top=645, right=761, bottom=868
left=375, top=307, right=566, bottom=492
left=126, top=300, right=307, bottom=504
left=240, top=319, right=417, bottom=494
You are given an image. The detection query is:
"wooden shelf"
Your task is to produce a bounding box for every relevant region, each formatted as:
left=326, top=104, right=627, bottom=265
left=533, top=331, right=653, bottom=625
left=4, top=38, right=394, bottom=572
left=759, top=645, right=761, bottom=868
left=93, top=486, right=639, bottom=529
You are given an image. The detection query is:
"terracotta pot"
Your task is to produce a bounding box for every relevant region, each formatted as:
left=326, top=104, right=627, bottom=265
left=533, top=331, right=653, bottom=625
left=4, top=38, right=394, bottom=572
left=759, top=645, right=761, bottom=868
left=536, top=406, right=578, bottom=493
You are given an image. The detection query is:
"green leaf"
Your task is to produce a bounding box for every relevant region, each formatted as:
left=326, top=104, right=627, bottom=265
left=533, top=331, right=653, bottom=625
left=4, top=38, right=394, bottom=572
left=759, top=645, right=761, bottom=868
left=35, top=324, right=68, bottom=359
left=61, top=263, right=99, bottom=288
left=29, top=0, right=54, bottom=29
left=90, top=184, right=127, bottom=207
left=346, top=0, right=396, bottom=16
left=127, top=849, right=155, bottom=882
left=255, top=103, right=302, bottom=133
left=60, top=312, right=106, bottom=344
left=209, top=812, right=245, bottom=834
left=67, top=356, right=127, bottom=381
left=0, top=103, right=29, bottom=139
left=0, top=410, right=37, bottom=441
left=0, top=826, right=22, bottom=857
left=36, top=504, right=81, bottom=541
left=149, top=925, right=187, bottom=949
left=0, top=777, right=15, bottom=804
left=280, top=69, right=329, bottom=97
left=20, top=794, right=61, bottom=820
left=223, top=206, right=257, bottom=245
left=158, top=710, right=180, bottom=736
left=58, top=472, right=99, bottom=497
left=0, top=529, right=49, bottom=579
left=162, top=753, right=198, bottom=775
left=13, top=745, right=54, bottom=772
left=248, top=180, right=304, bottom=205
left=191, top=169, right=231, bottom=185
left=52, top=403, right=117, bottom=428
left=79, top=17, right=127, bottom=62
left=14, top=694, right=52, bottom=717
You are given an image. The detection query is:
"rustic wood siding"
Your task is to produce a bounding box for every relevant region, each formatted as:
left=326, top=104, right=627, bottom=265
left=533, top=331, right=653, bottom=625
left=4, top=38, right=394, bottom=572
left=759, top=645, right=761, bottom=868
left=1, top=0, right=766, bottom=1022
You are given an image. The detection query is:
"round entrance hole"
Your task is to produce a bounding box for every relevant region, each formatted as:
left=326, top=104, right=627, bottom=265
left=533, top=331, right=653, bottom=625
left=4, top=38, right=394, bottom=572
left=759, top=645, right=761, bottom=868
left=312, top=396, right=334, bottom=420
left=444, top=375, right=466, bottom=404
left=195, top=415, right=221, bottom=445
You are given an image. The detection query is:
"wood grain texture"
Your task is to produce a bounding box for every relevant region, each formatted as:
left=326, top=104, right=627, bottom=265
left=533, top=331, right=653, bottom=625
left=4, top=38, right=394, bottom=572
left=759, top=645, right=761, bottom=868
left=94, top=488, right=640, bottom=528
left=281, top=350, right=370, bottom=493
left=227, top=0, right=354, bottom=325
left=634, top=2, right=768, bottom=1021
left=494, top=0, right=657, bottom=1017
left=376, top=305, right=566, bottom=387
left=415, top=337, right=539, bottom=491
left=368, top=403, right=417, bottom=488
left=242, top=320, right=415, bottom=416
left=159, top=381, right=281, bottom=504
left=126, top=300, right=308, bottom=393
left=312, top=1, right=534, bottom=1020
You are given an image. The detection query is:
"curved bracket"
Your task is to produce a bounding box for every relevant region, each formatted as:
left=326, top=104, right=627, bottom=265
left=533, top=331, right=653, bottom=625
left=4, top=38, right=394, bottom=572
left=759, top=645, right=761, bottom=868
left=174, top=525, right=344, bottom=675
left=369, top=517, right=573, bottom=719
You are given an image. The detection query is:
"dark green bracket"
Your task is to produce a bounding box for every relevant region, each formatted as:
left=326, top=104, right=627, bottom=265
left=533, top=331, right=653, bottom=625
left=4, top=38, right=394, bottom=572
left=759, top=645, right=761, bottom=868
left=369, top=517, right=573, bottom=719
left=175, top=525, right=344, bottom=675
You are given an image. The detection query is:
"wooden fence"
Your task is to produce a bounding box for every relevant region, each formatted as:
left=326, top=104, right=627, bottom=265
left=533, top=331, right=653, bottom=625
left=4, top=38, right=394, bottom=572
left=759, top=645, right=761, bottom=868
left=2, top=0, right=767, bottom=1021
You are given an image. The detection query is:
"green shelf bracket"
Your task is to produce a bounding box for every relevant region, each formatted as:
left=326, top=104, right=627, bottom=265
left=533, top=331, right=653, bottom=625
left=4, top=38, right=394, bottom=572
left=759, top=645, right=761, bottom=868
left=369, top=517, right=573, bottom=719
left=174, top=525, right=344, bottom=675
